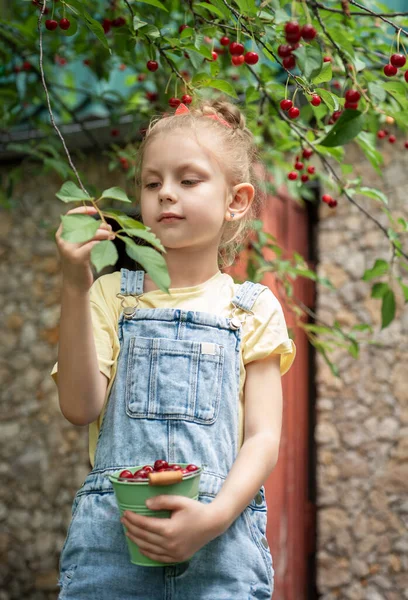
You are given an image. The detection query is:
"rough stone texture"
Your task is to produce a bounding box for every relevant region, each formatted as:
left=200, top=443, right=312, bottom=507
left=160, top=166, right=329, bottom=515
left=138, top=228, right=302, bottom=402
left=0, top=157, right=128, bottom=599
left=316, top=142, right=408, bottom=600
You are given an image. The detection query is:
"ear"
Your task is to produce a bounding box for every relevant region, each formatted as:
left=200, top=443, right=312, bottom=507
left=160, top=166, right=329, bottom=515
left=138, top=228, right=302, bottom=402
left=225, top=183, right=255, bottom=221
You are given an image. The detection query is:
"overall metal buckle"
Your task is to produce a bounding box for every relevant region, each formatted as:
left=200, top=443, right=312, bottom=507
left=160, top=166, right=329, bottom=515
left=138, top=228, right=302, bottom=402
left=116, top=293, right=143, bottom=319
left=228, top=306, right=254, bottom=330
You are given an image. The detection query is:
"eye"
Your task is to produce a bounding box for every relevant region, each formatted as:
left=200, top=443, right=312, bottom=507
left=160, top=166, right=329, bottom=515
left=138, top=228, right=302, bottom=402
left=182, top=180, right=199, bottom=185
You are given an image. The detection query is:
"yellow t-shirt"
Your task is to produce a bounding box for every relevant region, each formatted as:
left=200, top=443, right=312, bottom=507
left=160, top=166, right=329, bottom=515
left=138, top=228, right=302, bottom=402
left=51, top=270, right=296, bottom=467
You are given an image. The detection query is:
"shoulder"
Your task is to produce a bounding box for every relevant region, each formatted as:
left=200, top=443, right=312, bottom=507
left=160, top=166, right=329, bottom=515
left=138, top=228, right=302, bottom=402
left=90, top=271, right=122, bottom=314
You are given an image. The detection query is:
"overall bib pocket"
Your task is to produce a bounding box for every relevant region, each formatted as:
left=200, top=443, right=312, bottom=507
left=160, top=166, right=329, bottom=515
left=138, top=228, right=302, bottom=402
left=125, top=336, right=224, bottom=424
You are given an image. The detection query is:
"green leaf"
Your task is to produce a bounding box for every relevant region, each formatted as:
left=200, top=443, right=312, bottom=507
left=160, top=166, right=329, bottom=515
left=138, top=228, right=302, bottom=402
left=65, top=0, right=110, bottom=51
left=397, top=277, right=408, bottom=302
left=357, top=186, right=388, bottom=205
left=355, top=132, right=384, bottom=174
left=234, top=0, right=257, bottom=15
left=315, top=88, right=338, bottom=112
left=136, top=0, right=168, bottom=10
left=195, top=2, right=226, bottom=19
left=293, top=45, right=322, bottom=81
left=191, top=72, right=212, bottom=86
left=206, top=79, right=238, bottom=99
left=371, top=282, right=389, bottom=298
left=362, top=259, right=389, bottom=281
left=320, top=110, right=365, bottom=147
left=100, top=187, right=131, bottom=203
left=368, top=82, right=386, bottom=103
left=312, top=61, right=332, bottom=85
left=122, top=238, right=170, bottom=293
left=381, top=289, right=395, bottom=329
left=90, top=239, right=119, bottom=273
left=56, top=181, right=91, bottom=203
left=60, top=214, right=100, bottom=243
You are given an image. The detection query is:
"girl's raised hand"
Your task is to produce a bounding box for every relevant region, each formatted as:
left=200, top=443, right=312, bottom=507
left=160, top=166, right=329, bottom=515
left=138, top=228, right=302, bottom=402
left=55, top=206, right=115, bottom=293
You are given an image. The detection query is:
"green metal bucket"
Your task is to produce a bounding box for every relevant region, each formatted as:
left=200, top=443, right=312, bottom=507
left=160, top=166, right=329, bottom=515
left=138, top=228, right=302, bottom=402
left=108, top=464, right=202, bottom=567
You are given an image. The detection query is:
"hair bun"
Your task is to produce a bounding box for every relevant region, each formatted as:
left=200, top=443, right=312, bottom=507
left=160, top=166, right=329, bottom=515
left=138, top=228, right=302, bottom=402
left=201, top=99, right=247, bottom=131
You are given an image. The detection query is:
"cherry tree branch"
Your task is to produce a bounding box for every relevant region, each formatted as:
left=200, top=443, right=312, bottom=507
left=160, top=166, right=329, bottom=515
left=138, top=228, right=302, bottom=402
left=37, top=2, right=89, bottom=193
left=347, top=0, right=408, bottom=36
left=313, top=3, right=408, bottom=18
left=247, top=65, right=408, bottom=262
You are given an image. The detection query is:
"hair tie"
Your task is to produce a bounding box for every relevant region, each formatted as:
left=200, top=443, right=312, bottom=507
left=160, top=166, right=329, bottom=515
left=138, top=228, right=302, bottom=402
left=174, top=103, right=232, bottom=128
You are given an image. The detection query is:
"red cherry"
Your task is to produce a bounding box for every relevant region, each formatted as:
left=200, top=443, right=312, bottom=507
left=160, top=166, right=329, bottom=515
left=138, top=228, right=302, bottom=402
left=229, top=42, right=245, bottom=56
left=345, top=89, right=361, bottom=103
left=332, top=110, right=342, bottom=121
left=333, top=81, right=341, bottom=90
left=181, top=94, right=192, bottom=104
left=147, top=60, right=159, bottom=72
left=211, top=51, right=218, bottom=61
left=119, top=469, right=134, bottom=480
left=168, top=464, right=183, bottom=471
left=182, top=468, right=190, bottom=475
left=377, top=130, right=386, bottom=139
left=132, top=469, right=149, bottom=480
left=22, top=61, right=32, bottom=71
left=110, top=128, right=119, bottom=137
left=322, top=194, right=332, bottom=203
left=154, top=460, right=169, bottom=471
left=390, top=54, right=406, bottom=68
left=328, top=199, right=338, bottom=208
left=288, top=106, right=300, bottom=119
left=186, top=464, right=199, bottom=472
left=83, top=59, right=91, bottom=66
left=278, top=44, right=292, bottom=58
left=112, top=17, right=126, bottom=27
left=102, top=18, right=111, bottom=34
left=280, top=99, right=293, bottom=111
left=344, top=101, right=359, bottom=109
left=145, top=91, right=158, bottom=102
left=137, top=73, right=146, bottom=81
left=384, top=64, right=398, bottom=77
left=285, top=21, right=301, bottom=43
left=311, top=94, right=321, bottom=106
left=59, top=18, right=71, bottom=30
left=405, top=71, right=408, bottom=83
left=301, top=174, right=309, bottom=183
left=282, top=55, right=296, bottom=69
left=302, top=148, right=313, bottom=159
left=220, top=36, right=230, bottom=46
left=140, top=465, right=154, bottom=473
left=388, top=134, right=396, bottom=143
left=323, top=56, right=332, bottom=63
left=179, top=24, right=189, bottom=33
left=405, top=141, right=408, bottom=149
left=231, top=55, right=245, bottom=66
left=169, top=97, right=181, bottom=107
left=294, top=161, right=304, bottom=170
left=307, top=166, right=315, bottom=174
left=288, top=171, right=298, bottom=181
left=45, top=19, right=58, bottom=30
left=244, top=51, right=259, bottom=65
left=300, top=24, right=317, bottom=41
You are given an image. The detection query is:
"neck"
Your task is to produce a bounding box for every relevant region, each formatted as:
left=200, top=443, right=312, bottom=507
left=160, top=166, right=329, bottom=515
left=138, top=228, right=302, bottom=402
left=144, top=247, right=221, bottom=290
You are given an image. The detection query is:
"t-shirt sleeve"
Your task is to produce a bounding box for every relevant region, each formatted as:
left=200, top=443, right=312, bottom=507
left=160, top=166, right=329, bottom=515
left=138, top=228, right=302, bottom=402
left=242, top=287, right=296, bottom=375
left=50, top=274, right=117, bottom=386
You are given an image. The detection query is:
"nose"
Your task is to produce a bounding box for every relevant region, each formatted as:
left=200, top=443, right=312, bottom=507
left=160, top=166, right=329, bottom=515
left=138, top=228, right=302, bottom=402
left=158, top=184, right=177, bottom=204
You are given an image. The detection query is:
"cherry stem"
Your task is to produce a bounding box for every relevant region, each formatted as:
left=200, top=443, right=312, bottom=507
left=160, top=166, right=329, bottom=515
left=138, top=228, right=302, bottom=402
left=396, top=28, right=401, bottom=53
left=164, top=71, right=173, bottom=95
left=301, top=0, right=313, bottom=25
left=285, top=75, right=290, bottom=99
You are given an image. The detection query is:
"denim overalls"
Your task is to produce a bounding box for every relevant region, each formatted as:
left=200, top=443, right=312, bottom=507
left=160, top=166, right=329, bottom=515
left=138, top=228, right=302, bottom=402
left=58, top=269, right=274, bottom=599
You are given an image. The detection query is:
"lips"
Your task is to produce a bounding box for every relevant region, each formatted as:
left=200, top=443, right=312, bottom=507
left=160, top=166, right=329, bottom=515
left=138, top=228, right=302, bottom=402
left=158, top=214, right=184, bottom=221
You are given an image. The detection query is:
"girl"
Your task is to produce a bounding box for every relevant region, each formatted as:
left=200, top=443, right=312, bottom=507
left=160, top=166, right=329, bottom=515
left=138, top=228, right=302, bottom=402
left=51, top=98, right=296, bottom=599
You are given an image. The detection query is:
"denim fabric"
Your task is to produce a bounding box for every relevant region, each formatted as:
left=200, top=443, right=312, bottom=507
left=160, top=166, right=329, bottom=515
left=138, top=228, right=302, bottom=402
left=58, top=269, right=275, bottom=599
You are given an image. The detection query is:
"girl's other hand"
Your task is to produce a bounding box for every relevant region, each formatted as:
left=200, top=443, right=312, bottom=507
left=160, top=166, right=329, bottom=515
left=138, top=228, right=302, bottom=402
left=55, top=206, right=115, bottom=293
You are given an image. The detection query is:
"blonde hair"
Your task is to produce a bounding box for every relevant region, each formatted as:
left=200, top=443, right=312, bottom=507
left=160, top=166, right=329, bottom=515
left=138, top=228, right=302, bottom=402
left=134, top=96, right=265, bottom=269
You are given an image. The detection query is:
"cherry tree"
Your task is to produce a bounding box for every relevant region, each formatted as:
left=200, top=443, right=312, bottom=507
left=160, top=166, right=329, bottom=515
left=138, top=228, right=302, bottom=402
left=1, top=0, right=407, bottom=372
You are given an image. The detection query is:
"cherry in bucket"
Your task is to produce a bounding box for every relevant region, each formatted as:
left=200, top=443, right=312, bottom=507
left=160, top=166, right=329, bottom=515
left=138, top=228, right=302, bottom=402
left=119, top=460, right=199, bottom=481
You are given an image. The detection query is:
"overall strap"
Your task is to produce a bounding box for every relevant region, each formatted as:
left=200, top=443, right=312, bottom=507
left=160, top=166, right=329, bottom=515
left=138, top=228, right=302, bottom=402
left=119, top=269, right=145, bottom=296
left=231, top=281, right=267, bottom=313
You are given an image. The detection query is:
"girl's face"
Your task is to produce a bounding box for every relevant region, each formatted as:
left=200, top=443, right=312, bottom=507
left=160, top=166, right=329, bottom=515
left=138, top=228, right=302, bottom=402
left=140, top=129, right=230, bottom=253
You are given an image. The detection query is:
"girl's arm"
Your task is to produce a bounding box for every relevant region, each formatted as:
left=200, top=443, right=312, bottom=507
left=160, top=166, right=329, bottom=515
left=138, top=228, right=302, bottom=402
left=209, top=353, right=283, bottom=532
left=57, top=282, right=108, bottom=426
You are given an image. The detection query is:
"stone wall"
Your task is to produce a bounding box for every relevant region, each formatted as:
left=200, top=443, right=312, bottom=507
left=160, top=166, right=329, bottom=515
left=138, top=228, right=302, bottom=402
left=316, top=142, right=408, bottom=599
left=0, top=157, right=128, bottom=599
left=1, top=141, right=407, bottom=599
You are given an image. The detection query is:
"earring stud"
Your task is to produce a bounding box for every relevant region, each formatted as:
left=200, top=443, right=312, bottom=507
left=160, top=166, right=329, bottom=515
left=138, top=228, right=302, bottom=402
left=230, top=213, right=235, bottom=218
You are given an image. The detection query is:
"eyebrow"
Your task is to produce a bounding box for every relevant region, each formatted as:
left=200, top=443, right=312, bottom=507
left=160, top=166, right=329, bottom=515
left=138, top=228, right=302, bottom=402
left=142, top=162, right=208, bottom=176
